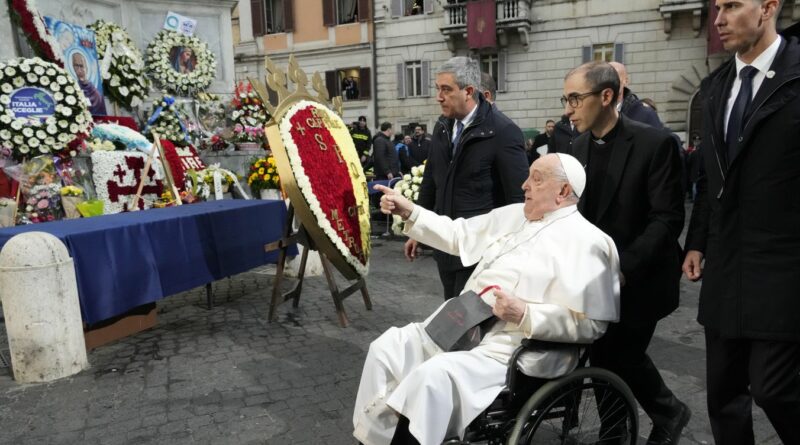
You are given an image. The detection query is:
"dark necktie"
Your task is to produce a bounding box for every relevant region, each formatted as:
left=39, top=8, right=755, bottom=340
left=726, top=65, right=758, bottom=162
left=452, top=120, right=464, bottom=156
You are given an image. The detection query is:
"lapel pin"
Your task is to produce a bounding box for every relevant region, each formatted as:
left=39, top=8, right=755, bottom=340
left=766, top=70, right=776, bottom=79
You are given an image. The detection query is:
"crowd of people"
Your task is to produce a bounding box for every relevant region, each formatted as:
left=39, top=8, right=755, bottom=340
left=351, top=1, right=798, bottom=445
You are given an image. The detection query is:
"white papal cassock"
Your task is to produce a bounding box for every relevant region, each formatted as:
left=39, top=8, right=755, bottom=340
left=353, top=203, right=620, bottom=445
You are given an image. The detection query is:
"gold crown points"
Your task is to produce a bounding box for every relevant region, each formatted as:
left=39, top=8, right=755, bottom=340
left=249, top=54, right=343, bottom=125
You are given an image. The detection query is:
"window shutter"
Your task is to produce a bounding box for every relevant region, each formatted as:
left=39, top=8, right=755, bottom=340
left=397, top=63, right=406, bottom=99
left=421, top=60, right=431, bottom=97
left=614, top=43, right=625, bottom=63
left=497, top=52, right=507, bottom=92
left=323, top=0, right=336, bottom=27
left=325, top=70, right=338, bottom=98
left=582, top=45, right=591, bottom=63
left=358, top=0, right=371, bottom=21
left=251, top=0, right=265, bottom=37
left=391, top=0, right=403, bottom=18
left=283, top=0, right=295, bottom=32
left=359, top=67, right=371, bottom=99
left=424, top=0, right=434, bottom=14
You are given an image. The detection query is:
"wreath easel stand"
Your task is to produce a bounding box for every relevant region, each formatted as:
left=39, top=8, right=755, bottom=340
left=264, top=202, right=372, bottom=328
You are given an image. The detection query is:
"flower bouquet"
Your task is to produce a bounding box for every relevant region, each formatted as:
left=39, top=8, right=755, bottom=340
left=22, top=183, right=62, bottom=223
left=231, top=81, right=269, bottom=128
left=186, top=164, right=238, bottom=200
left=232, top=123, right=265, bottom=150
left=87, top=20, right=150, bottom=110
left=143, top=93, right=188, bottom=145
left=145, top=30, right=217, bottom=97
left=392, top=164, right=425, bottom=234
left=59, top=185, right=84, bottom=219
left=152, top=190, right=177, bottom=208
left=246, top=156, right=282, bottom=199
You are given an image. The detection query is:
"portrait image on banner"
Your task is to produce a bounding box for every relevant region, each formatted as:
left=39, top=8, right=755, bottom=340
left=44, top=17, right=108, bottom=116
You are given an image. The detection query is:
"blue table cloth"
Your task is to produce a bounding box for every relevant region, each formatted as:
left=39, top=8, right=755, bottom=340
left=0, top=200, right=294, bottom=324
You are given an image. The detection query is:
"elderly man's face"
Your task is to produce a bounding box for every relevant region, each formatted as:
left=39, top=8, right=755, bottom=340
left=435, top=72, right=473, bottom=120
left=71, top=54, right=87, bottom=81
left=521, top=156, right=566, bottom=221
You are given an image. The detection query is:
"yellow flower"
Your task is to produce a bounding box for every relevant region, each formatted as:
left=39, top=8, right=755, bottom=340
left=264, top=174, right=271, bottom=181
left=258, top=168, right=264, bottom=175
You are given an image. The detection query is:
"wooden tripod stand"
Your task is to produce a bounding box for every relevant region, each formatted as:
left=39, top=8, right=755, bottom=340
left=264, top=203, right=372, bottom=327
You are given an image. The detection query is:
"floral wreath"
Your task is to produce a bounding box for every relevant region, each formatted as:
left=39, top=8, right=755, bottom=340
left=143, top=93, right=188, bottom=144
left=7, top=0, right=63, bottom=65
left=145, top=30, right=216, bottom=97
left=278, top=100, right=370, bottom=276
left=87, top=20, right=151, bottom=110
left=0, top=57, right=93, bottom=160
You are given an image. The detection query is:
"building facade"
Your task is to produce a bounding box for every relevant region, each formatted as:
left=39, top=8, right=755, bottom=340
left=373, top=0, right=800, bottom=141
left=235, top=0, right=377, bottom=126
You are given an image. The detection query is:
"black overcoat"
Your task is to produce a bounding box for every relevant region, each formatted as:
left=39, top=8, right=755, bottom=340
left=685, top=37, right=800, bottom=341
left=569, top=115, right=685, bottom=323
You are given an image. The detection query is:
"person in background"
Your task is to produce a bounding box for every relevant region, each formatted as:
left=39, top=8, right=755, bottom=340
left=609, top=61, right=663, bottom=129
left=532, top=119, right=556, bottom=152
left=373, top=122, right=399, bottom=180
left=351, top=115, right=373, bottom=169
left=410, top=56, right=528, bottom=300
left=479, top=72, right=497, bottom=107
left=548, top=114, right=579, bottom=153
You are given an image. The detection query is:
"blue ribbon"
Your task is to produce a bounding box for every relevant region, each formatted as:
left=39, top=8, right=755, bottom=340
left=144, top=96, right=189, bottom=143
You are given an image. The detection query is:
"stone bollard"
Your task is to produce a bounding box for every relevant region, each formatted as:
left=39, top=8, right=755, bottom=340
left=0, top=232, right=88, bottom=383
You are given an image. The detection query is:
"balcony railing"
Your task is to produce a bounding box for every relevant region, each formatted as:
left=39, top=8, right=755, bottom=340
left=441, top=0, right=532, bottom=48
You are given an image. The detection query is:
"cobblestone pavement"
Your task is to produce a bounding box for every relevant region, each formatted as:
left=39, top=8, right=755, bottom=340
left=0, top=209, right=781, bottom=444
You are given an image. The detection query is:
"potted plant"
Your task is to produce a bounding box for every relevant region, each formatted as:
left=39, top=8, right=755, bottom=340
left=246, top=156, right=282, bottom=200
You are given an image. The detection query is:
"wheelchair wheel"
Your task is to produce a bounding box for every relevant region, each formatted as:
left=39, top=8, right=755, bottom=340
left=506, top=367, right=638, bottom=445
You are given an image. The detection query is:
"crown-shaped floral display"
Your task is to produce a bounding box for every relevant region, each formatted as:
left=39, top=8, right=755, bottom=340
left=249, top=54, right=343, bottom=124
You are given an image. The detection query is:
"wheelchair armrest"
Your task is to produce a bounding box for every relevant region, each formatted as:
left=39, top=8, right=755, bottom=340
left=505, top=339, right=591, bottom=391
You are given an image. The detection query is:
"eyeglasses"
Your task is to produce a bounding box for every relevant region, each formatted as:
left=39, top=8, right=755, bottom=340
left=560, top=90, right=603, bottom=108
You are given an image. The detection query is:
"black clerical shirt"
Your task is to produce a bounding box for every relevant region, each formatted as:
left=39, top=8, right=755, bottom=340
left=583, top=119, right=621, bottom=221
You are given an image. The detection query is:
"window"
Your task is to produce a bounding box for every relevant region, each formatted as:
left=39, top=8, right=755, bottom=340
left=390, top=0, right=433, bottom=17
left=479, top=52, right=507, bottom=92
left=582, top=43, right=625, bottom=64
left=592, top=43, right=614, bottom=62
left=325, top=67, right=371, bottom=100
left=337, top=0, right=358, bottom=24
left=324, top=0, right=370, bottom=26
left=251, top=0, right=294, bottom=36
left=397, top=61, right=430, bottom=99
left=406, top=61, right=423, bottom=97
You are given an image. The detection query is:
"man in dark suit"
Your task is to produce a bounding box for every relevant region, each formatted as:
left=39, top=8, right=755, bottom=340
left=564, top=61, right=689, bottom=444
left=408, top=56, right=528, bottom=300
left=683, top=1, right=800, bottom=443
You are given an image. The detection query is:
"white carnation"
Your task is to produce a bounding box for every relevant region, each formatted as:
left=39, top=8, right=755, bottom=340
left=22, top=127, right=33, bottom=137
left=47, top=125, right=58, bottom=134
left=65, top=95, right=76, bottom=105
left=69, top=123, right=78, bottom=133
left=0, top=129, right=10, bottom=140
left=33, top=65, right=44, bottom=75
left=36, top=130, right=46, bottom=139
left=65, top=86, right=75, bottom=94
left=13, top=135, right=23, bottom=144
left=57, top=75, right=68, bottom=85
left=58, top=120, right=69, bottom=128
left=12, top=77, right=23, bottom=88
left=3, top=67, right=15, bottom=76
left=18, top=145, right=29, bottom=154
left=0, top=114, right=10, bottom=124
left=61, top=107, right=72, bottom=117
left=1, top=84, right=12, bottom=93
left=19, top=64, right=29, bottom=73
left=28, top=138, right=39, bottom=147
left=10, top=120, right=22, bottom=130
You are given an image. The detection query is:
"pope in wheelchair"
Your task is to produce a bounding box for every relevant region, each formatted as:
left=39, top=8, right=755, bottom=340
left=355, top=153, right=622, bottom=445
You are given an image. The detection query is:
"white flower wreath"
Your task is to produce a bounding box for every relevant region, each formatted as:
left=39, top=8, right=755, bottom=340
left=145, top=30, right=216, bottom=97
left=0, top=57, right=92, bottom=160
left=88, top=20, right=151, bottom=110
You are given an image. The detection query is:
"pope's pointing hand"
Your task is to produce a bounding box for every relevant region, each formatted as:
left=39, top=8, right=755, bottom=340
left=373, top=184, right=414, bottom=220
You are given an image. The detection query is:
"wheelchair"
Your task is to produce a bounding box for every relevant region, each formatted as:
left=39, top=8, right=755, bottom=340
left=444, top=339, right=638, bottom=445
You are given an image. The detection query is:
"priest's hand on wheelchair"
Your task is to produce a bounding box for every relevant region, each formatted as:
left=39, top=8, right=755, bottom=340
left=492, top=288, right=526, bottom=325
left=373, top=184, right=414, bottom=221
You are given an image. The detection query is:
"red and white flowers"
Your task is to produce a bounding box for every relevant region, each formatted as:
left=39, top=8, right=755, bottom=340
left=278, top=100, right=370, bottom=276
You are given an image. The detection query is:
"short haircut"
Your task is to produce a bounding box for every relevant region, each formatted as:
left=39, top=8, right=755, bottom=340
left=380, top=122, right=392, bottom=132
left=565, top=61, right=620, bottom=105
left=358, top=115, right=367, bottom=122
left=436, top=56, right=481, bottom=100
left=480, top=72, right=497, bottom=99
left=545, top=119, right=555, bottom=125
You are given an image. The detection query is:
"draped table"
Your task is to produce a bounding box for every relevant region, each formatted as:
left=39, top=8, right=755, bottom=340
left=0, top=200, right=294, bottom=325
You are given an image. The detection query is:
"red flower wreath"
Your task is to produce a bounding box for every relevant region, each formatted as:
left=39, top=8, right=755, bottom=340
left=287, top=107, right=367, bottom=266
left=7, top=0, right=63, bottom=65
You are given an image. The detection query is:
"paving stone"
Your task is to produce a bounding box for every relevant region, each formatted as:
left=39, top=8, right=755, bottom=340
left=0, top=211, right=782, bottom=444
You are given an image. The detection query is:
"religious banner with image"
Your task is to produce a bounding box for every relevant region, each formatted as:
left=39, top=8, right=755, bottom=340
left=44, top=17, right=107, bottom=115
left=91, top=151, right=164, bottom=214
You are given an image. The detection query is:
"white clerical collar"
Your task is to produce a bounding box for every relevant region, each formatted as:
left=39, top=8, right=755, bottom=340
left=735, top=35, right=781, bottom=79
left=528, top=205, right=577, bottom=224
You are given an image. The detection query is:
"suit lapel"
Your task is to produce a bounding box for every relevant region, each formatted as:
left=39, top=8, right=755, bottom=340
left=570, top=134, right=590, bottom=214
left=731, top=39, right=800, bottom=166
left=594, top=116, right=633, bottom=222
left=710, top=63, right=736, bottom=169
